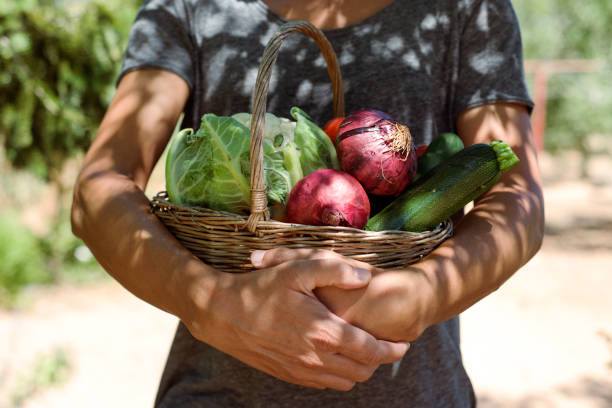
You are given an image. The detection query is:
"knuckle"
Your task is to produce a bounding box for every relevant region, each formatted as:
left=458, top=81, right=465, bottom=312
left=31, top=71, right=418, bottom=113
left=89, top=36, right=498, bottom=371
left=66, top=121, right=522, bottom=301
left=284, top=367, right=329, bottom=390
left=311, top=326, right=342, bottom=352
left=359, top=349, right=383, bottom=367
left=403, top=324, right=426, bottom=342
left=280, top=264, right=301, bottom=282
left=318, top=249, right=340, bottom=259
left=296, top=353, right=324, bottom=370
left=338, top=261, right=356, bottom=276
left=301, top=378, right=327, bottom=390
left=283, top=369, right=313, bottom=386
left=315, top=258, right=352, bottom=279
left=321, top=255, right=345, bottom=266
left=354, top=366, right=377, bottom=383
left=267, top=247, right=287, bottom=260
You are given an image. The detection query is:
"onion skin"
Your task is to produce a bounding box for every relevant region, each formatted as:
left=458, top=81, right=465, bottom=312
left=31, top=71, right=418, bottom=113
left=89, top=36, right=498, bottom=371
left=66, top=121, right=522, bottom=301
left=336, top=109, right=417, bottom=196
left=286, top=169, right=370, bottom=229
left=337, top=109, right=394, bottom=135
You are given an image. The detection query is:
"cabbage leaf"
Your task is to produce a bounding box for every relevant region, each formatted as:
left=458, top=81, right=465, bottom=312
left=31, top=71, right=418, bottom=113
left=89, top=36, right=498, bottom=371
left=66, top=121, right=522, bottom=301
left=290, top=107, right=341, bottom=175
left=165, top=108, right=339, bottom=214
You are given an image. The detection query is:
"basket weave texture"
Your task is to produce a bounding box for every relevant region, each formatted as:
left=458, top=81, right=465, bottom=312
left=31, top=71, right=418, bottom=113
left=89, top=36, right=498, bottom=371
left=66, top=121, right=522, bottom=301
left=151, top=20, right=453, bottom=273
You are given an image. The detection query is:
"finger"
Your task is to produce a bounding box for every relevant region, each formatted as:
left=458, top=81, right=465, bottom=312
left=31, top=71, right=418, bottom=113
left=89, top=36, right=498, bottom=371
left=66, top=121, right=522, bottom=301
left=328, top=317, right=410, bottom=365
left=251, top=248, right=379, bottom=291
left=252, top=354, right=357, bottom=391
left=252, top=248, right=377, bottom=281
left=290, top=347, right=379, bottom=385
left=300, top=373, right=356, bottom=392
left=318, top=353, right=379, bottom=384
left=251, top=247, right=337, bottom=268
left=288, top=257, right=372, bottom=291
left=375, top=340, right=411, bottom=364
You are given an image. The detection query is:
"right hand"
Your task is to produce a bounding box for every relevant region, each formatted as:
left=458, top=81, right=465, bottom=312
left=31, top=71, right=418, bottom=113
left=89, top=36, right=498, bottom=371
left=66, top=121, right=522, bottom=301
left=183, top=256, right=409, bottom=391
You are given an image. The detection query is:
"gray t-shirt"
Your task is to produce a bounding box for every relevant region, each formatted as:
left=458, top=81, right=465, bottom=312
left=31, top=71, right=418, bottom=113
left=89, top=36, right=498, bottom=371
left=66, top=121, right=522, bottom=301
left=119, top=0, right=533, bottom=406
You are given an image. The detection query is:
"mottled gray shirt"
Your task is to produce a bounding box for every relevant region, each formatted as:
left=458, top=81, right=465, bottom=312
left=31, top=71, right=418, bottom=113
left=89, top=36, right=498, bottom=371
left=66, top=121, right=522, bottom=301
left=119, top=0, right=533, bottom=406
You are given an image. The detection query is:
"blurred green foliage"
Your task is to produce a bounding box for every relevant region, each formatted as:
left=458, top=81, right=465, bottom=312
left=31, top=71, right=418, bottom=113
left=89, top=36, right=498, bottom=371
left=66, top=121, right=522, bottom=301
left=0, top=205, right=103, bottom=308
left=514, top=0, right=612, bottom=60
left=514, top=0, right=612, bottom=154
left=0, top=159, right=104, bottom=308
left=0, top=212, right=49, bottom=305
left=11, top=347, right=71, bottom=406
left=0, top=0, right=140, bottom=180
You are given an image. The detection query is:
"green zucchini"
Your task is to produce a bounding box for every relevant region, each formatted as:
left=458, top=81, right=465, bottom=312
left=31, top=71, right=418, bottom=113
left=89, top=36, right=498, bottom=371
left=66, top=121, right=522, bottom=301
left=415, top=132, right=464, bottom=179
left=365, top=141, right=519, bottom=232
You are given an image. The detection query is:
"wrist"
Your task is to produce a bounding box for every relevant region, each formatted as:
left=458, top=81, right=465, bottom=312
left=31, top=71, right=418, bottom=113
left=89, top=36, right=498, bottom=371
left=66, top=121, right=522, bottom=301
left=412, top=251, right=463, bottom=327
left=390, top=266, right=438, bottom=340
left=172, top=255, right=226, bottom=334
left=339, top=267, right=439, bottom=342
left=410, top=264, right=439, bottom=332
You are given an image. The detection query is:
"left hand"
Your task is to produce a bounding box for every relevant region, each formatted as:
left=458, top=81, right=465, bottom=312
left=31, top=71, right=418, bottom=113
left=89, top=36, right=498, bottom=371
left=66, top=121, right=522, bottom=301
left=251, top=248, right=434, bottom=342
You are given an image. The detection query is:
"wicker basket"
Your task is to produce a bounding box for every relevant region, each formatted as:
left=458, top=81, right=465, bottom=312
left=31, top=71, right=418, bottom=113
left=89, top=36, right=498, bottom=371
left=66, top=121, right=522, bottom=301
left=151, top=20, right=453, bottom=272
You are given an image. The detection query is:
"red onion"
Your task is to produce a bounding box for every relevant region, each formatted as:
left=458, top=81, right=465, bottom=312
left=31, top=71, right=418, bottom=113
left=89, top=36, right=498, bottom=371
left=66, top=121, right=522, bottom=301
left=336, top=109, right=417, bottom=196
left=286, top=169, right=370, bottom=229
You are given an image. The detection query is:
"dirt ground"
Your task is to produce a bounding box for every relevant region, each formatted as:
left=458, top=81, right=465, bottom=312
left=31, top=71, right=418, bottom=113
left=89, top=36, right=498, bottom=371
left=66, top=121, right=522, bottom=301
left=1, top=151, right=611, bottom=407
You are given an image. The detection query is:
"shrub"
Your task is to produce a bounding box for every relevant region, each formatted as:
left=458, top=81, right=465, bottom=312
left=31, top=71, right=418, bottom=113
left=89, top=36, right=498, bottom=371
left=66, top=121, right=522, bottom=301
left=0, top=0, right=140, bottom=180
left=0, top=212, right=49, bottom=306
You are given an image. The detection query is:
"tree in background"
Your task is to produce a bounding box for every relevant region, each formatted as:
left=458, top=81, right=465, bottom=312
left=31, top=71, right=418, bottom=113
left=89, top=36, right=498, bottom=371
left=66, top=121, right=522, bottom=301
left=0, top=0, right=140, bottom=181
left=513, top=0, right=612, bottom=159
left=0, top=0, right=141, bottom=305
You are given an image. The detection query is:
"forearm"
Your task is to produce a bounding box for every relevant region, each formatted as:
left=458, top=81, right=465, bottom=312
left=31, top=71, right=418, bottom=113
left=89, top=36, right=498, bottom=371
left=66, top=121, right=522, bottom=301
left=71, top=171, right=218, bottom=321
left=422, top=104, right=545, bottom=324
left=69, top=69, right=217, bottom=321
left=422, top=166, right=544, bottom=325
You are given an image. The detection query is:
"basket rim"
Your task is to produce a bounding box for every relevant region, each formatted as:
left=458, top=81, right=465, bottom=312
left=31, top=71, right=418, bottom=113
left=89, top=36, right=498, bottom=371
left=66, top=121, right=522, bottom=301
left=151, top=191, right=453, bottom=238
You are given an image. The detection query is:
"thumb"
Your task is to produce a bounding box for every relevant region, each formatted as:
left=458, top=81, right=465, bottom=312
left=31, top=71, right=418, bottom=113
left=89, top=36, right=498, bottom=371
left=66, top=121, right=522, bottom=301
left=292, top=258, right=372, bottom=291
left=250, top=248, right=373, bottom=290
left=251, top=248, right=340, bottom=269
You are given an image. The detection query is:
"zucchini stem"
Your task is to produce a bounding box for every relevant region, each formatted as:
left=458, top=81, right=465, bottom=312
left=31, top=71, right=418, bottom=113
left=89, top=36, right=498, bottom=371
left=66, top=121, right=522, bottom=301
left=491, top=140, right=520, bottom=172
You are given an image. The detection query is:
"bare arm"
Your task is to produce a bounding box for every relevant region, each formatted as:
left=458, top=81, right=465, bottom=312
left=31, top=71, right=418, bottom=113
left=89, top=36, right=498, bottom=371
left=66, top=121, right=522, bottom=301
left=71, top=69, right=198, bottom=317
left=418, top=102, right=544, bottom=326
left=71, top=69, right=408, bottom=389
left=254, top=102, right=545, bottom=342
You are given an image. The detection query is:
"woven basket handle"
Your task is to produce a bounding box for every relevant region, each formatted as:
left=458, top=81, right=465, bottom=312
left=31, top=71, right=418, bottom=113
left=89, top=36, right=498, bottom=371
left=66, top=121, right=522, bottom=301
left=246, top=20, right=345, bottom=233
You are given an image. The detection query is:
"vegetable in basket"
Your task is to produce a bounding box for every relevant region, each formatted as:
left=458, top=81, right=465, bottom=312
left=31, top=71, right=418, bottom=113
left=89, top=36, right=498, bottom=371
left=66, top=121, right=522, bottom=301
left=322, top=116, right=344, bottom=144
left=366, top=140, right=520, bottom=232
left=233, top=107, right=340, bottom=179
left=286, top=169, right=370, bottom=229
left=165, top=107, right=339, bottom=214
left=290, top=107, right=341, bottom=175
left=415, top=132, right=464, bottom=179
left=335, top=109, right=417, bottom=196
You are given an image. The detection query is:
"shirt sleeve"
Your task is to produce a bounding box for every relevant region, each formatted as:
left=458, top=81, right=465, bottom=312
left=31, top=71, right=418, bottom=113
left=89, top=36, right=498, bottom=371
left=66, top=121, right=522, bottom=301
left=454, top=0, right=534, bottom=117
left=117, top=0, right=195, bottom=89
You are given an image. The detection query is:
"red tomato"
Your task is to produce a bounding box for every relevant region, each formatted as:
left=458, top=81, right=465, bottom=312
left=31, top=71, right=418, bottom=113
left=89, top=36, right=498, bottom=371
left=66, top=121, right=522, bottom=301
left=323, top=117, right=344, bottom=144
left=416, top=145, right=428, bottom=159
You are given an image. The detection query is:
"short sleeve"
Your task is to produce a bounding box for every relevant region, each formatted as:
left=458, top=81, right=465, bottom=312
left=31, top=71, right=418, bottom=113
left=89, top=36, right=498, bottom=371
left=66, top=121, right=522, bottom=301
left=117, top=0, right=195, bottom=89
left=454, top=0, right=534, bottom=117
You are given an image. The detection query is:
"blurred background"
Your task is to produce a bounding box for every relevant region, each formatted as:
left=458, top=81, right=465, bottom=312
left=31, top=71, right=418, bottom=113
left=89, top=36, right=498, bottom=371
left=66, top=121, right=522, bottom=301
left=0, top=0, right=611, bottom=406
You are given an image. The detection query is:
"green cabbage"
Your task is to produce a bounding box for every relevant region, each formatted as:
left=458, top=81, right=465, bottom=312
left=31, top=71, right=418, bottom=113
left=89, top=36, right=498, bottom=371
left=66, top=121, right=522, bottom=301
left=165, top=108, right=339, bottom=214
left=290, top=107, right=340, bottom=175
